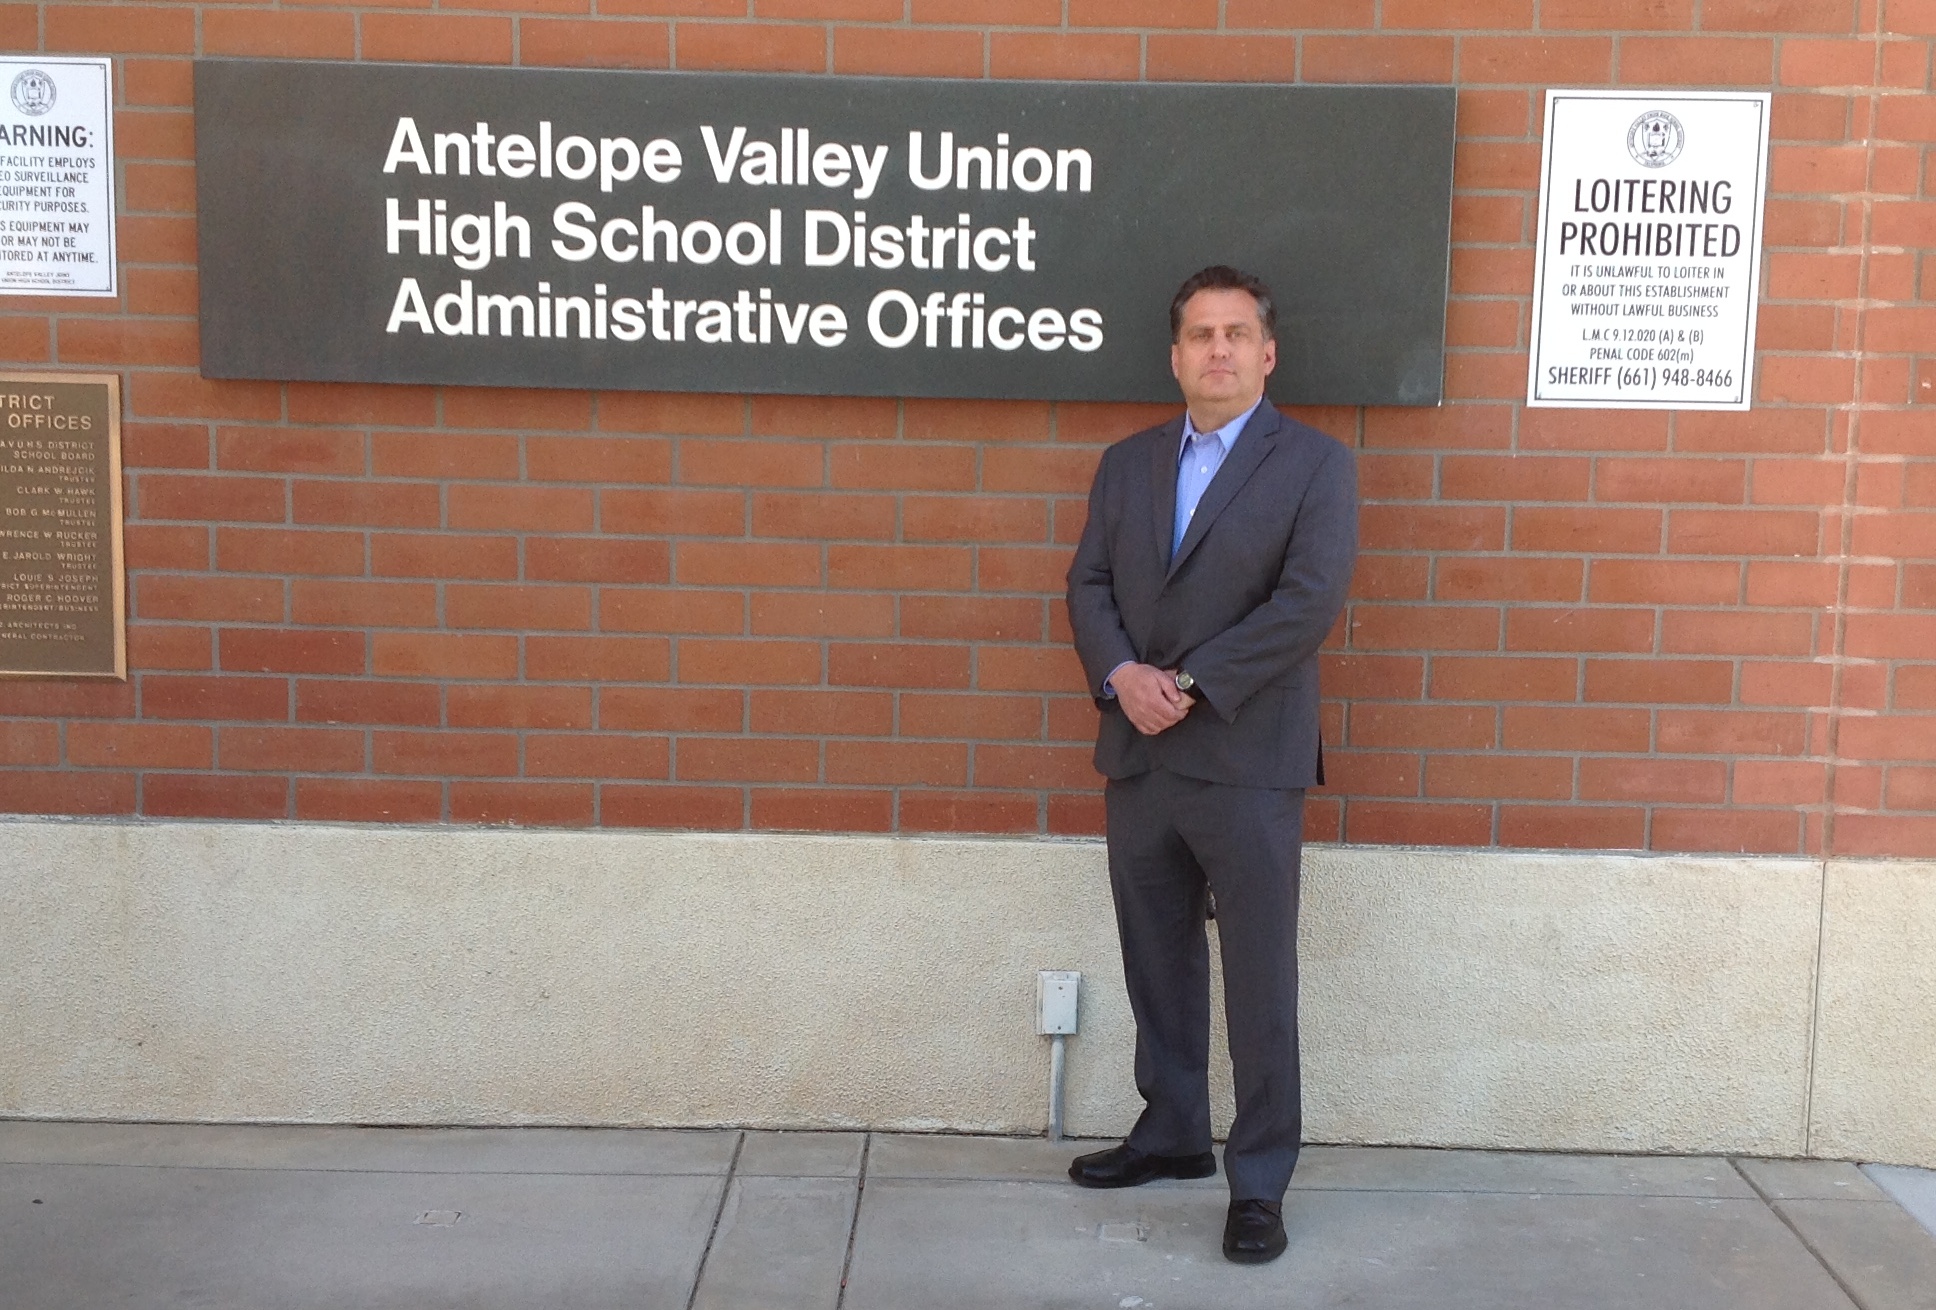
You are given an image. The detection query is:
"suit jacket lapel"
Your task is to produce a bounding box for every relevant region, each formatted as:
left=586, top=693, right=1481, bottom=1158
left=1148, top=414, right=1186, bottom=578
left=1165, top=401, right=1282, bottom=581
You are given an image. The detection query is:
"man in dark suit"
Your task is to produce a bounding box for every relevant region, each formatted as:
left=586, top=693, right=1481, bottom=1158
left=1063, top=266, right=1358, bottom=1264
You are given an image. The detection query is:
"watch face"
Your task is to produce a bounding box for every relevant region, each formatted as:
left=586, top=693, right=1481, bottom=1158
left=1175, top=672, right=1194, bottom=691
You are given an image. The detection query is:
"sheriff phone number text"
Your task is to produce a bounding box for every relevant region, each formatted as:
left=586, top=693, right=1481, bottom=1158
left=1543, top=364, right=1735, bottom=390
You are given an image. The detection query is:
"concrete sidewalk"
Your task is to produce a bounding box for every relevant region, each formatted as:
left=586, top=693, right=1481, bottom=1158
left=5, top=1122, right=1936, bottom=1310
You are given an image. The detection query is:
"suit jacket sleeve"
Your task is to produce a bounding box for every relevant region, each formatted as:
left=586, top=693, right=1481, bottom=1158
left=1065, top=448, right=1141, bottom=702
left=1185, top=440, right=1358, bottom=724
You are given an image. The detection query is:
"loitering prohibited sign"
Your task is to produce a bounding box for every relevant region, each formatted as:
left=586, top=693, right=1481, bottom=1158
left=1528, top=89, right=1770, bottom=411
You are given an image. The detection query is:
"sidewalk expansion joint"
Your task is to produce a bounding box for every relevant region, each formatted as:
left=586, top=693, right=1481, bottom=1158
left=683, top=1129, right=744, bottom=1310
left=0, top=1161, right=740, bottom=1179
left=1729, top=1156, right=1871, bottom=1310
left=834, top=1132, right=872, bottom=1310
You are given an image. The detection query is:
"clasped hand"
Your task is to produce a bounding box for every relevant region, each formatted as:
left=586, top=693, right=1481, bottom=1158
left=1113, top=663, right=1195, bottom=736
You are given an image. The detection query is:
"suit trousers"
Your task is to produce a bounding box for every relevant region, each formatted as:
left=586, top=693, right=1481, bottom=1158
left=1105, top=766, right=1305, bottom=1202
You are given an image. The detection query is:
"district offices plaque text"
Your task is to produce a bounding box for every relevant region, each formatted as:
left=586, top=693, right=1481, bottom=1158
left=0, top=372, right=125, bottom=678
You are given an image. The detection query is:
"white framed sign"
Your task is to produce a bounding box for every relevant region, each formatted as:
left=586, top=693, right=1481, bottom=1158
left=0, top=57, right=117, bottom=298
left=1527, top=89, right=1769, bottom=411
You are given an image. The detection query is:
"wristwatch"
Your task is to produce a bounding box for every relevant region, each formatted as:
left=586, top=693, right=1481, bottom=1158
left=1173, top=670, right=1195, bottom=693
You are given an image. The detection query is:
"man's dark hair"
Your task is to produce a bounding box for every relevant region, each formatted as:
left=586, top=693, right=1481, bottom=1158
left=1169, top=265, right=1277, bottom=342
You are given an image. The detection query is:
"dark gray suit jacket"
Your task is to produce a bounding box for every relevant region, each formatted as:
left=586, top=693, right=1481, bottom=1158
left=1065, top=400, right=1358, bottom=790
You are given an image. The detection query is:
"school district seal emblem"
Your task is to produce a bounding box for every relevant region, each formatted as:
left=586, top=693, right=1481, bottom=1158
left=10, top=69, right=56, bottom=116
left=1627, top=109, right=1683, bottom=168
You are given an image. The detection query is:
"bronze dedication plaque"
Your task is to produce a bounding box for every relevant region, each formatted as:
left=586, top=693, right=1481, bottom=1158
left=0, top=372, right=125, bottom=679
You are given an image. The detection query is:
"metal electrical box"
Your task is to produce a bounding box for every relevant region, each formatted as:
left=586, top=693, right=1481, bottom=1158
left=1036, top=970, right=1080, bottom=1036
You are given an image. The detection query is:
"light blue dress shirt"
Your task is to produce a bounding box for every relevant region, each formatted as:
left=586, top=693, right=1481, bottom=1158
left=1103, top=396, right=1264, bottom=698
left=1173, top=397, right=1262, bottom=559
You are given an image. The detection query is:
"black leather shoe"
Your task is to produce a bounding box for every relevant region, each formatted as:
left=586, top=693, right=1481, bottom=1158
left=1067, top=1142, right=1217, bottom=1189
left=1223, top=1199, right=1288, bottom=1263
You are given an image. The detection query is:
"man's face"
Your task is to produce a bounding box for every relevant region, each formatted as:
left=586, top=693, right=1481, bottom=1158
left=1170, top=288, right=1277, bottom=414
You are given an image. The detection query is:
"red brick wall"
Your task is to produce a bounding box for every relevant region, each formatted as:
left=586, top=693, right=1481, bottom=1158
left=2, top=0, right=1932, bottom=856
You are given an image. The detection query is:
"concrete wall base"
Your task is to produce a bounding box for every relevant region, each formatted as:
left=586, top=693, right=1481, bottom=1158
left=2, top=819, right=1929, bottom=1165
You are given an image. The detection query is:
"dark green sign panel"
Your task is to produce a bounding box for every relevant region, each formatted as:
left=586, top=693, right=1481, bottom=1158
left=196, top=61, right=1454, bottom=404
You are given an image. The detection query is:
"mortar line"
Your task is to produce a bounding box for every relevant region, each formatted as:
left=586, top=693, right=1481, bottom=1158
left=833, top=1132, right=872, bottom=1310
left=683, top=1129, right=744, bottom=1310
left=1818, top=0, right=1889, bottom=877
left=1728, top=1157, right=1871, bottom=1310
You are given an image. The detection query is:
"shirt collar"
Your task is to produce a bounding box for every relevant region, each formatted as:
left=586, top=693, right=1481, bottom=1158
left=1180, top=395, right=1264, bottom=459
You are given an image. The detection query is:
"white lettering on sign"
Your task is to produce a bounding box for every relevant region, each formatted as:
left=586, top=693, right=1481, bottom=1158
left=374, top=113, right=1108, bottom=356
